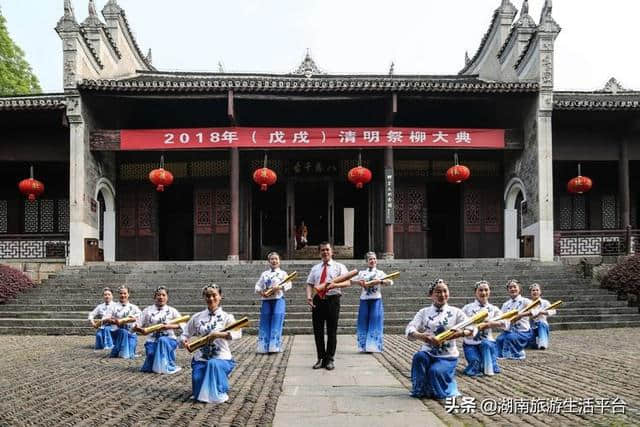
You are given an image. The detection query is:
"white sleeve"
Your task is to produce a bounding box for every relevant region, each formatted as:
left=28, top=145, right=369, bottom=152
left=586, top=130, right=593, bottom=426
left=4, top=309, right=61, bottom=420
left=406, top=309, right=425, bottom=339
left=458, top=309, right=477, bottom=336
left=88, top=304, right=100, bottom=321
left=339, top=263, right=349, bottom=275
left=281, top=271, right=292, bottom=292
left=255, top=272, right=265, bottom=294
left=227, top=314, right=242, bottom=340
left=379, top=270, right=393, bottom=286
left=135, top=308, right=150, bottom=329
left=306, top=267, right=316, bottom=286
left=180, top=315, right=197, bottom=343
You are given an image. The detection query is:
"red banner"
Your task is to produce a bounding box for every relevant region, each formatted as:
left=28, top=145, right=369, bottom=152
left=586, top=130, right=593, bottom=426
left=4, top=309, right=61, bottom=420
left=121, top=127, right=505, bottom=150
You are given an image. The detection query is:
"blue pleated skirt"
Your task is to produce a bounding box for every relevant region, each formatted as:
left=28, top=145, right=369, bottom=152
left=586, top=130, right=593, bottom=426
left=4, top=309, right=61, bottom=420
left=356, top=298, right=384, bottom=353
left=410, top=351, right=459, bottom=399
left=463, top=341, right=500, bottom=376
left=192, top=358, right=236, bottom=403
left=496, top=328, right=534, bottom=360
left=257, top=298, right=286, bottom=353
left=94, top=327, right=113, bottom=350
left=529, top=321, right=551, bottom=349
left=141, top=336, right=181, bottom=374
left=110, top=328, right=138, bottom=359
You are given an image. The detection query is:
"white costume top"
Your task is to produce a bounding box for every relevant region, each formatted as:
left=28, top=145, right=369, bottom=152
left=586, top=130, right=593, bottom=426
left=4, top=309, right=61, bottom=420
left=405, top=304, right=477, bottom=358
left=306, top=260, right=348, bottom=297
left=531, top=298, right=557, bottom=325
left=109, top=302, right=142, bottom=332
left=255, top=268, right=291, bottom=300
left=353, top=267, right=393, bottom=300
left=181, top=307, right=241, bottom=362
left=88, top=301, right=117, bottom=326
left=461, top=300, right=508, bottom=345
left=135, top=304, right=184, bottom=342
left=501, top=295, right=533, bottom=332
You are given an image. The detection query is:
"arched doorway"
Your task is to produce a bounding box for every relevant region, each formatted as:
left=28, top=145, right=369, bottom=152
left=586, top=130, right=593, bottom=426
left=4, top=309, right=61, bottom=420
left=504, top=178, right=526, bottom=258
left=95, top=178, right=116, bottom=262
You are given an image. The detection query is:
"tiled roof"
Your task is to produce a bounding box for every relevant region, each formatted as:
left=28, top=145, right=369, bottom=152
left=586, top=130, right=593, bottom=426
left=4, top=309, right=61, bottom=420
left=78, top=72, right=539, bottom=94
left=554, top=92, right=640, bottom=111
left=0, top=94, right=67, bottom=111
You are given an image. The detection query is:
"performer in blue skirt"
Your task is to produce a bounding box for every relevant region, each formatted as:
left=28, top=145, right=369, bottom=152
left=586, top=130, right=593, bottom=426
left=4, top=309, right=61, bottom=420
left=527, top=283, right=557, bottom=350
left=353, top=251, right=393, bottom=353
left=255, top=252, right=290, bottom=353
left=105, top=286, right=141, bottom=359
left=133, top=286, right=184, bottom=374
left=182, top=284, right=241, bottom=404
left=461, top=281, right=508, bottom=376
left=88, top=287, right=117, bottom=350
left=496, top=280, right=534, bottom=360
left=406, top=279, right=476, bottom=399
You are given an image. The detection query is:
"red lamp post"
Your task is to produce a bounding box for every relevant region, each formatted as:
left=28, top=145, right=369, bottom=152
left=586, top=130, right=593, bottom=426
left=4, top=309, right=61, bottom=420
left=18, top=166, right=45, bottom=202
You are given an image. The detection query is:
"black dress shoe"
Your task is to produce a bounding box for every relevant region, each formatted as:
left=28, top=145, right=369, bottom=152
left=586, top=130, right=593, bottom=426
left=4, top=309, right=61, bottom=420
left=312, top=359, right=325, bottom=369
left=325, top=361, right=335, bottom=370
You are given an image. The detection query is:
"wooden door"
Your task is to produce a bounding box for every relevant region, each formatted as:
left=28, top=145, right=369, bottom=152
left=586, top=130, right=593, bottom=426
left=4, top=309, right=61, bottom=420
left=393, top=184, right=427, bottom=258
left=194, top=187, right=230, bottom=260
left=462, top=182, right=503, bottom=257
left=117, top=186, right=158, bottom=260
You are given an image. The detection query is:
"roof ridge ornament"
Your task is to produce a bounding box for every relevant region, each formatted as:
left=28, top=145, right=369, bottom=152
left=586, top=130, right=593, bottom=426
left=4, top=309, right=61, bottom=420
left=293, top=49, right=324, bottom=78
left=56, top=0, right=79, bottom=33
left=102, top=0, right=123, bottom=16
left=515, top=0, right=536, bottom=27
left=218, top=61, right=225, bottom=73
left=499, top=0, right=517, bottom=16
left=600, top=77, right=628, bottom=94
left=145, top=49, right=153, bottom=66
left=388, top=61, right=395, bottom=76
left=465, top=51, right=471, bottom=66
left=82, top=0, right=105, bottom=27
left=538, top=0, right=560, bottom=33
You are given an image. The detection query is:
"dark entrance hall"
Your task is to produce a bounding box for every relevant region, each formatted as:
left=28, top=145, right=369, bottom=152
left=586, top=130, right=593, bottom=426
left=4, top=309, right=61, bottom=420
left=159, top=184, right=194, bottom=260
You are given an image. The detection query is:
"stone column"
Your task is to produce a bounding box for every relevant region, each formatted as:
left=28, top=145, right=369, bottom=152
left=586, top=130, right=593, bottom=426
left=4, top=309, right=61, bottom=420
left=228, top=148, right=239, bottom=261
left=383, top=146, right=394, bottom=259
left=66, top=95, right=100, bottom=266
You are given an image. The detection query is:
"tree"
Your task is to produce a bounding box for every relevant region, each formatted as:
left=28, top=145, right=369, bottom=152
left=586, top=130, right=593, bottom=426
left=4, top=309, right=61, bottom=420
left=0, top=8, right=41, bottom=95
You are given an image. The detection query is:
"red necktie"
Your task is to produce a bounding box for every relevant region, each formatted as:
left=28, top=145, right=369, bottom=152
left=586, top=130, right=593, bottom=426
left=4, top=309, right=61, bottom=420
left=318, top=263, right=328, bottom=299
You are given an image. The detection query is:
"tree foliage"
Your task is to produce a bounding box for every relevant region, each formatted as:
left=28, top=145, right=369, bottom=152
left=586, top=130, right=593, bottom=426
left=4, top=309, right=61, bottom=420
left=0, top=9, right=41, bottom=95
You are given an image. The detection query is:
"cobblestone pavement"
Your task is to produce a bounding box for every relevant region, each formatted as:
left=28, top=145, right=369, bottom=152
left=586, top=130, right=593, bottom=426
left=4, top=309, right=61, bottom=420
left=1, top=330, right=639, bottom=426
left=376, top=328, right=640, bottom=426
left=0, top=335, right=292, bottom=427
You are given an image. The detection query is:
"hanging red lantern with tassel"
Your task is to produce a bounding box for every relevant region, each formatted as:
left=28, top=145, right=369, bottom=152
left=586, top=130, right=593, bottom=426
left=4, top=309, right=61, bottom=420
left=567, top=163, right=592, bottom=194
left=253, top=152, right=277, bottom=191
left=18, top=166, right=45, bottom=202
left=347, top=151, right=372, bottom=189
left=149, top=155, right=174, bottom=192
left=445, top=153, right=470, bottom=184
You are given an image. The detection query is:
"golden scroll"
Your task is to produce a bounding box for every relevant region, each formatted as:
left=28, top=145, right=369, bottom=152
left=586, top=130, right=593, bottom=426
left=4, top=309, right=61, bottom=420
left=187, top=316, right=250, bottom=353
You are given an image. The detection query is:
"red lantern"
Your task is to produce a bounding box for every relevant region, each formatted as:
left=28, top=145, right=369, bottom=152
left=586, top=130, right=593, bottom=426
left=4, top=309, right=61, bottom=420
left=445, top=154, right=470, bottom=184
left=18, top=166, right=45, bottom=201
left=253, top=167, right=277, bottom=191
left=149, top=156, right=173, bottom=192
left=567, top=164, right=592, bottom=194
left=347, top=166, right=372, bottom=189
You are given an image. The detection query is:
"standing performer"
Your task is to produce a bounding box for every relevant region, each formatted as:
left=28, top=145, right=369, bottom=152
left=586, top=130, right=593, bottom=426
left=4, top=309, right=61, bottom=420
left=88, top=287, right=117, bottom=350
left=182, top=284, right=240, bottom=404
left=306, top=242, right=349, bottom=370
left=461, top=281, right=507, bottom=376
left=106, top=286, right=141, bottom=359
left=495, top=280, right=534, bottom=360
left=527, top=283, right=556, bottom=350
left=406, top=279, right=476, bottom=399
left=353, top=251, right=393, bottom=353
left=255, top=252, right=290, bottom=353
left=133, top=286, right=184, bottom=374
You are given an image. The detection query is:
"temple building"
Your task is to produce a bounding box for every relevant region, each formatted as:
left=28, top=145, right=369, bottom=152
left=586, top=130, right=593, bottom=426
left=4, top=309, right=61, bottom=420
left=0, top=0, right=638, bottom=266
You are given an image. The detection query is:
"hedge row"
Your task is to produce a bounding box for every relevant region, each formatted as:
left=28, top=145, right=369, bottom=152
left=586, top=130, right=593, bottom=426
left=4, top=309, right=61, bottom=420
left=601, top=255, right=640, bottom=297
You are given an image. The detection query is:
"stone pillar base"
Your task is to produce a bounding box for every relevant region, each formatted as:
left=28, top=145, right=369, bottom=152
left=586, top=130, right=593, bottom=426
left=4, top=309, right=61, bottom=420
left=382, top=252, right=394, bottom=260
left=227, top=255, right=240, bottom=262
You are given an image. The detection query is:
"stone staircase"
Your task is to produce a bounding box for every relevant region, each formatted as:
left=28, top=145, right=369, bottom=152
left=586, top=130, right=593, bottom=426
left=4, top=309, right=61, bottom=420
left=1, top=259, right=639, bottom=335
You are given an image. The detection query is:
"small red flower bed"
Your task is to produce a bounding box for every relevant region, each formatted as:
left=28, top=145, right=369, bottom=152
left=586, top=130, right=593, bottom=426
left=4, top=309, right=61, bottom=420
left=0, top=264, right=35, bottom=304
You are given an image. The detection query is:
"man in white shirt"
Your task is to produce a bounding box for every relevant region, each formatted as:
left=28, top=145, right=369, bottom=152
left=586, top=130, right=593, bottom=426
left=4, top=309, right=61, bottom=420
left=305, top=242, right=349, bottom=370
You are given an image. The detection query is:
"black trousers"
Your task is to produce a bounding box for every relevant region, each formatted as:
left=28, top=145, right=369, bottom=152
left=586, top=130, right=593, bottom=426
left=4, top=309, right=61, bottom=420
left=312, top=294, right=341, bottom=362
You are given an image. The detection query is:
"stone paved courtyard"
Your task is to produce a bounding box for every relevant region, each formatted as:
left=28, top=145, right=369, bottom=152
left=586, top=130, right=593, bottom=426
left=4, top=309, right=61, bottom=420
left=0, top=329, right=639, bottom=426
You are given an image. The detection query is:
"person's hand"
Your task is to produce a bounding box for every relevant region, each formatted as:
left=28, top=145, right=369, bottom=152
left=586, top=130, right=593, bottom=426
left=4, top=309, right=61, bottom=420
left=314, top=283, right=326, bottom=293
left=357, top=280, right=366, bottom=288
left=424, top=334, right=441, bottom=347
left=183, top=341, right=191, bottom=352
left=477, top=322, right=488, bottom=331
left=306, top=297, right=315, bottom=309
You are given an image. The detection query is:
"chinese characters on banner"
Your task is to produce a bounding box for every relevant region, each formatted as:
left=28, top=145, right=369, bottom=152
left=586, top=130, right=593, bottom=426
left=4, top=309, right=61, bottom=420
left=120, top=127, right=505, bottom=150
left=384, top=168, right=394, bottom=225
